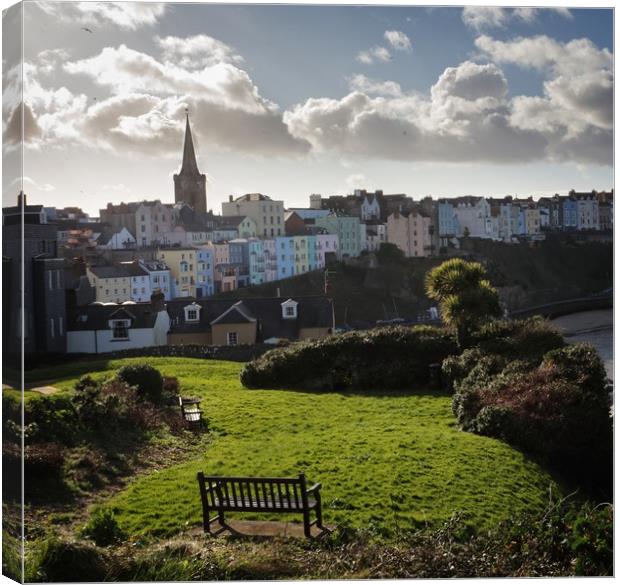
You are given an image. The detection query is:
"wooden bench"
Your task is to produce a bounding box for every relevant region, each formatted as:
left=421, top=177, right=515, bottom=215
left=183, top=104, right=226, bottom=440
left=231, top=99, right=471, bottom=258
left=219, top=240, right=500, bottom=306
left=178, top=396, right=203, bottom=427
left=197, top=472, right=326, bottom=537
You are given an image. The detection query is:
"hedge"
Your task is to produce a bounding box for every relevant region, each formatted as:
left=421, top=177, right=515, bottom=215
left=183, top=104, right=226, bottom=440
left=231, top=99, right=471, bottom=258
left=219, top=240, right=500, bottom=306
left=240, top=325, right=458, bottom=391
left=452, top=343, right=612, bottom=495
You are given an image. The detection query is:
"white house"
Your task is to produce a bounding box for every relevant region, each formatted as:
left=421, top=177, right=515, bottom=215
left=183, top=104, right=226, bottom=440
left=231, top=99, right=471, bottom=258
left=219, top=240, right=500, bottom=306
left=97, top=227, right=136, bottom=250
left=140, top=260, right=173, bottom=301
left=120, top=261, right=152, bottom=303
left=452, top=197, right=492, bottom=239
left=66, top=296, right=170, bottom=354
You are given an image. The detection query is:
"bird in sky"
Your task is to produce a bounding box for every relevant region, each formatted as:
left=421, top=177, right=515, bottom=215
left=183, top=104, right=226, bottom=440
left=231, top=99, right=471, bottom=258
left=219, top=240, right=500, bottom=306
left=82, top=27, right=93, bottom=33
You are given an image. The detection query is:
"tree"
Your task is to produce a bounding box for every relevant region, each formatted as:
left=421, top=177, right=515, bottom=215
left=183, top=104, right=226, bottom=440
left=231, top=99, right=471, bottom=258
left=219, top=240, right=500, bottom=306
left=376, top=242, right=405, bottom=266
left=425, top=258, right=501, bottom=347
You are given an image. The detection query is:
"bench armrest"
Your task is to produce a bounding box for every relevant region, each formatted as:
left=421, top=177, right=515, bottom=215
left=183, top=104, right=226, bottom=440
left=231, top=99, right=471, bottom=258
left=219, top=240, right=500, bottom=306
left=306, top=482, right=322, bottom=494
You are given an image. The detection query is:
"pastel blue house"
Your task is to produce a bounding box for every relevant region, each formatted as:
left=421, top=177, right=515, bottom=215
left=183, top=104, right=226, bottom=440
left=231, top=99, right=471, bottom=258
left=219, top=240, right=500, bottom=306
left=195, top=248, right=214, bottom=297
left=276, top=236, right=296, bottom=279
left=229, top=239, right=250, bottom=287
left=306, top=235, right=317, bottom=271
left=437, top=200, right=458, bottom=236
left=562, top=197, right=578, bottom=229
left=249, top=239, right=266, bottom=285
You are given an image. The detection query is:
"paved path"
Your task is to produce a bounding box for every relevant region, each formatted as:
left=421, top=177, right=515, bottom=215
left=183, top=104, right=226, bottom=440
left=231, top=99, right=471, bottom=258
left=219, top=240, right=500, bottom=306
left=552, top=310, right=613, bottom=381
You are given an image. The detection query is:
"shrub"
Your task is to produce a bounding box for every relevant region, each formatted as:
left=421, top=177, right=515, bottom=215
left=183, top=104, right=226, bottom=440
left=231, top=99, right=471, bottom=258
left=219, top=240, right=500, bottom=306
left=241, top=325, right=457, bottom=391
left=81, top=508, right=126, bottom=546
left=116, top=364, right=164, bottom=404
left=27, top=537, right=109, bottom=582
left=453, top=343, right=612, bottom=494
left=74, top=375, right=98, bottom=393
left=24, top=396, right=78, bottom=446
left=470, top=317, right=565, bottom=363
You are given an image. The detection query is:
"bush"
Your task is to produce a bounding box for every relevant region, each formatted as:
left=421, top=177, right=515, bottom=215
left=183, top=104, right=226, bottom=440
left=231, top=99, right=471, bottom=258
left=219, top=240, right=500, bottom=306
left=241, top=325, right=458, bottom=391
left=72, top=378, right=162, bottom=442
left=24, top=396, right=78, bottom=446
left=453, top=343, right=612, bottom=494
left=81, top=508, right=126, bottom=546
left=470, top=317, right=565, bottom=363
left=116, top=364, right=164, bottom=404
left=27, top=537, right=109, bottom=582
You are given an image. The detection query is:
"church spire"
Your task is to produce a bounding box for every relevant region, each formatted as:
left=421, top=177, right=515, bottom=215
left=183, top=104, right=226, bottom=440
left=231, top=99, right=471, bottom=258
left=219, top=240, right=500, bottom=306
left=180, top=111, right=200, bottom=175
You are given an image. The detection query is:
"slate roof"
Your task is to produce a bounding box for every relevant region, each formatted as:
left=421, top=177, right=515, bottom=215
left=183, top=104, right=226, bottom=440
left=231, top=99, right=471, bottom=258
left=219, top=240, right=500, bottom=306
left=67, top=303, right=160, bottom=331
left=167, top=295, right=334, bottom=339
left=210, top=301, right=256, bottom=325
left=215, top=215, right=248, bottom=228
left=88, top=265, right=129, bottom=279
left=120, top=262, right=150, bottom=277
left=96, top=226, right=131, bottom=245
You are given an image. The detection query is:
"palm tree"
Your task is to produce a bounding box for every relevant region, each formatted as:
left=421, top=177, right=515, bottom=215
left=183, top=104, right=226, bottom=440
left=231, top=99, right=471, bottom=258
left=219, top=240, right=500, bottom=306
left=425, top=258, right=501, bottom=347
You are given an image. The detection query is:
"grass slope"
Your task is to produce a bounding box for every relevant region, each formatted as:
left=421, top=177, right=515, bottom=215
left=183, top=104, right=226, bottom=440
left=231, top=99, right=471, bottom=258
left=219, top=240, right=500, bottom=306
left=28, top=357, right=556, bottom=539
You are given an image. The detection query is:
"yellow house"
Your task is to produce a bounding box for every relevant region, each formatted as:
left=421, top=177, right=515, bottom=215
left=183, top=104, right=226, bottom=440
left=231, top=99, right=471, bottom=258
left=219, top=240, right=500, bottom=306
left=158, top=248, right=197, bottom=298
left=222, top=193, right=285, bottom=239
left=87, top=265, right=132, bottom=303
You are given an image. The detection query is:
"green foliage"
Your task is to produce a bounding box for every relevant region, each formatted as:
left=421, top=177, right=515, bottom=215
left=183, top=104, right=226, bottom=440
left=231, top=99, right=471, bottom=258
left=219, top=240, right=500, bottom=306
left=80, top=508, right=126, bottom=546
left=26, top=537, right=109, bottom=582
left=425, top=259, right=501, bottom=346
left=442, top=317, right=565, bottom=392
left=471, top=317, right=566, bottom=363
left=241, top=325, right=457, bottom=391
left=2, top=527, right=22, bottom=582
left=116, top=364, right=164, bottom=404
left=452, top=343, right=612, bottom=494
left=375, top=242, right=406, bottom=265
left=24, top=395, right=77, bottom=446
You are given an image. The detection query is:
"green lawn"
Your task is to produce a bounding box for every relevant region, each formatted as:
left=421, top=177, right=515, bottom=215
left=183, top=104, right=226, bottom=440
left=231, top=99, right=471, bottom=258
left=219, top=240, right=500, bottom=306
left=29, top=357, right=557, bottom=539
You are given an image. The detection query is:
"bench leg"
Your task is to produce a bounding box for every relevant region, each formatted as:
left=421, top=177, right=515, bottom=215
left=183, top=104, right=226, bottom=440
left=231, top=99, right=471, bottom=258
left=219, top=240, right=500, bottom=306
left=218, top=509, right=226, bottom=529
left=303, top=509, right=312, bottom=538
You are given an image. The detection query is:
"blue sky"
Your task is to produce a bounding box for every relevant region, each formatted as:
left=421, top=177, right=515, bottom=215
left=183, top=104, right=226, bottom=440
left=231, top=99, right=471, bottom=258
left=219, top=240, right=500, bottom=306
left=2, top=3, right=614, bottom=215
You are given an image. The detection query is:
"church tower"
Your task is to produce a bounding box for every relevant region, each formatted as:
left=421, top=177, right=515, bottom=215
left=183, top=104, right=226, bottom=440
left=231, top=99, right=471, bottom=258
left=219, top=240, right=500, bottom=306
left=174, top=112, right=207, bottom=215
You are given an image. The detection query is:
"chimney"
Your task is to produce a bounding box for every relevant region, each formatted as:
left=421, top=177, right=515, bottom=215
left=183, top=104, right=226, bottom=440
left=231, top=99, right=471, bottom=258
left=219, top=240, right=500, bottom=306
left=276, top=287, right=281, bottom=298
left=229, top=195, right=233, bottom=202
left=150, top=291, right=165, bottom=312
left=17, top=191, right=26, bottom=208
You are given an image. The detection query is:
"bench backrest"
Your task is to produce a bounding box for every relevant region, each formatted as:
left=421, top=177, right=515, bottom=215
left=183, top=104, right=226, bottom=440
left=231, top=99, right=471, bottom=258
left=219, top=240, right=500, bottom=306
left=198, top=473, right=309, bottom=511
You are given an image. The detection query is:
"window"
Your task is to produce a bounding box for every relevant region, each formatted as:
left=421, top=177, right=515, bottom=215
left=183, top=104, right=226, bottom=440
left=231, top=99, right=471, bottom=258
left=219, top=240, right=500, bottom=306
left=187, top=309, right=198, bottom=321
left=56, top=270, right=61, bottom=288
left=227, top=331, right=238, bottom=346
left=48, top=271, right=53, bottom=290
left=59, top=317, right=64, bottom=336
left=141, top=225, right=146, bottom=232
left=112, top=320, right=129, bottom=339
left=50, top=318, right=55, bottom=338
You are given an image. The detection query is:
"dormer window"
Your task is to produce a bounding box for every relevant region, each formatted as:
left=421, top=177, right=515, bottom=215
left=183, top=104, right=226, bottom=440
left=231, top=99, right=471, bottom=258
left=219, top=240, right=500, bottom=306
left=111, top=319, right=130, bottom=339
left=281, top=299, right=298, bottom=320
left=184, top=303, right=201, bottom=323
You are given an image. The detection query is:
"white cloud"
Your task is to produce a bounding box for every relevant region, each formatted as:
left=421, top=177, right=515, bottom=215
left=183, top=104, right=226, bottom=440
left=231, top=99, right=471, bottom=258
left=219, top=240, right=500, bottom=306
left=284, top=56, right=610, bottom=166
left=156, top=35, right=244, bottom=70
left=64, top=45, right=272, bottom=114
left=19, top=41, right=310, bottom=158
left=102, top=183, right=132, bottom=193
left=475, top=35, right=612, bottom=77
left=477, top=35, right=612, bottom=134
left=346, top=174, right=368, bottom=189
left=462, top=7, right=572, bottom=31
left=348, top=74, right=402, bottom=97
left=12, top=176, right=56, bottom=192
left=384, top=30, right=412, bottom=52
left=357, top=46, right=391, bottom=65
left=38, top=1, right=166, bottom=30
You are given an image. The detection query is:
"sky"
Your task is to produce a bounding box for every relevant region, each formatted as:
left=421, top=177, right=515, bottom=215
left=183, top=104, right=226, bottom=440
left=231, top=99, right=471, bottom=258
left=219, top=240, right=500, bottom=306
left=1, top=2, right=614, bottom=216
